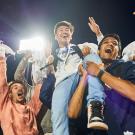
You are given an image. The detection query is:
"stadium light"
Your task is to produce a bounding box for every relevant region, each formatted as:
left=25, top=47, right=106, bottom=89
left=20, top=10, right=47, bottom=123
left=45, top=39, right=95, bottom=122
left=19, top=36, right=45, bottom=52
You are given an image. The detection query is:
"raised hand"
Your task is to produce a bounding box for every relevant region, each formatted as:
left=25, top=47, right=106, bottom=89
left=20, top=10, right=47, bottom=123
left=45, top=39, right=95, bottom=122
left=46, top=55, right=54, bottom=64
left=88, top=17, right=102, bottom=36
left=0, top=41, right=15, bottom=57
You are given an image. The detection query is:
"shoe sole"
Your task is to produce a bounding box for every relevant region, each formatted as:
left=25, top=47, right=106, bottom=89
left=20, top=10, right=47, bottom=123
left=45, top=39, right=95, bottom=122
left=87, top=121, right=108, bottom=130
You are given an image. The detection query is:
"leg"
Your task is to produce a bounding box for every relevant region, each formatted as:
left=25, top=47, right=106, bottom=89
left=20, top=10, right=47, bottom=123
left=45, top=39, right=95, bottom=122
left=87, top=75, right=108, bottom=130
left=51, top=73, right=79, bottom=135
left=84, top=53, right=108, bottom=130
left=83, top=53, right=105, bottom=104
left=87, top=75, right=105, bottom=105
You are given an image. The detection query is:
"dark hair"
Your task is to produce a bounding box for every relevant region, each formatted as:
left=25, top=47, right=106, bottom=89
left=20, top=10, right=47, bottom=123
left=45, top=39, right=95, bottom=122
left=9, top=80, right=27, bottom=92
left=98, top=34, right=122, bottom=58
left=54, top=21, right=74, bottom=34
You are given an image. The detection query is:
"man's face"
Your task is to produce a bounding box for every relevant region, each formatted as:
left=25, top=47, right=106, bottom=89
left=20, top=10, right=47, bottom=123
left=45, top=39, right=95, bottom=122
left=55, top=26, right=73, bottom=47
left=10, top=83, right=26, bottom=104
left=99, top=37, right=119, bottom=60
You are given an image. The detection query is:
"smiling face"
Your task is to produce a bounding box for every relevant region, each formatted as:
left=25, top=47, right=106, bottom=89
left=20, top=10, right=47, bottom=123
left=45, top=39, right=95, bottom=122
left=99, top=37, right=119, bottom=60
left=9, top=82, right=27, bottom=104
left=55, top=25, right=73, bottom=48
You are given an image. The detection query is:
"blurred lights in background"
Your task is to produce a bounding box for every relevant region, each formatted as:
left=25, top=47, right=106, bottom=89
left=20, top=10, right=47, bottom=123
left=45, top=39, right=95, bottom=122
left=19, top=36, right=45, bottom=52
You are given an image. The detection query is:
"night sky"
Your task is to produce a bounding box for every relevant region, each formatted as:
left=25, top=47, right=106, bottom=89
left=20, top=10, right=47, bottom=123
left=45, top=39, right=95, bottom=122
left=0, top=0, right=135, bottom=51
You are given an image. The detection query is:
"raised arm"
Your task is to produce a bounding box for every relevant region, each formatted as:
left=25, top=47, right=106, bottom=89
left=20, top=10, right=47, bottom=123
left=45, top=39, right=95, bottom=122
left=0, top=57, right=8, bottom=112
left=28, top=84, right=42, bottom=116
left=0, top=57, right=7, bottom=88
left=14, top=51, right=32, bottom=83
left=88, top=17, right=104, bottom=44
left=29, top=55, right=55, bottom=115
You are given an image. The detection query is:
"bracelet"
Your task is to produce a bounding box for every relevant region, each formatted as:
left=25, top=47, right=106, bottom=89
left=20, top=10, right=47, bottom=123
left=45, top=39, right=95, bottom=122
left=97, top=69, right=105, bottom=80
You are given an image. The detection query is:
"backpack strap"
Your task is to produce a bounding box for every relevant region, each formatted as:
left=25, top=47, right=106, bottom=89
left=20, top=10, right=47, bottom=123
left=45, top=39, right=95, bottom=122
left=70, top=45, right=84, bottom=60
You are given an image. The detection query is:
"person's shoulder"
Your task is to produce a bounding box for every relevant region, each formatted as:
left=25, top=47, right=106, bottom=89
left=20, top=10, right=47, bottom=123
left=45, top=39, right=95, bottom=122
left=115, top=59, right=135, bottom=69
left=110, top=59, right=124, bottom=67
left=108, top=59, right=133, bottom=73
left=123, top=60, right=135, bottom=67
left=112, top=59, right=135, bottom=66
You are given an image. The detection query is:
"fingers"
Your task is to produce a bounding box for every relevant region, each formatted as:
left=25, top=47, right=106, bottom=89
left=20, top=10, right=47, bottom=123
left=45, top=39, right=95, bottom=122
left=89, top=17, right=95, bottom=23
left=88, top=17, right=96, bottom=26
left=98, top=63, right=104, bottom=69
left=78, top=63, right=86, bottom=75
left=82, top=46, right=91, bottom=56
left=91, top=17, right=96, bottom=23
left=78, top=63, right=83, bottom=70
left=88, top=16, right=99, bottom=33
left=86, top=61, right=96, bottom=69
left=48, top=55, right=54, bottom=64
left=88, top=17, right=92, bottom=27
left=88, top=22, right=91, bottom=28
left=88, top=16, right=102, bottom=36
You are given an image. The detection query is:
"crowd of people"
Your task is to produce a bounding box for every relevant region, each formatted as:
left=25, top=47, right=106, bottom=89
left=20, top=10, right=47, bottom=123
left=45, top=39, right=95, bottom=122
left=0, top=17, right=135, bottom=135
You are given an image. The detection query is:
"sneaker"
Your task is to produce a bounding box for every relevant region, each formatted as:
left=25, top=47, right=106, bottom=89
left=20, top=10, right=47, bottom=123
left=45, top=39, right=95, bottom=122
left=87, top=100, right=108, bottom=130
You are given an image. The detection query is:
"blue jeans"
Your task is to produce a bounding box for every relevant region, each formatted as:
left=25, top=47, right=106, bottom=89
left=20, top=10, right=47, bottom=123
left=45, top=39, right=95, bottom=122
left=51, top=53, right=105, bottom=135
left=51, top=73, right=79, bottom=135
left=84, top=53, right=105, bottom=105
